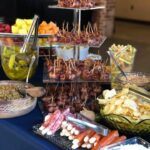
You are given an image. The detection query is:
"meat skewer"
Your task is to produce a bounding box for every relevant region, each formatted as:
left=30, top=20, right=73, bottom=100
left=48, top=22, right=104, bottom=46
left=58, top=0, right=96, bottom=8
left=42, top=82, right=103, bottom=113
left=47, top=58, right=110, bottom=81
left=73, top=129, right=92, bottom=145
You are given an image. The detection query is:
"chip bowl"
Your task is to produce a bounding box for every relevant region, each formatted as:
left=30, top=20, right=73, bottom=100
left=100, top=110, right=150, bottom=136
left=98, top=86, right=150, bottom=136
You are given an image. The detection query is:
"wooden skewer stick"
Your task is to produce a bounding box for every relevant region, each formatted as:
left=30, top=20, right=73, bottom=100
left=86, top=22, right=90, bottom=34
left=66, top=22, right=69, bottom=32
left=54, top=60, right=56, bottom=75
left=62, top=22, right=66, bottom=34
left=89, top=23, right=94, bottom=34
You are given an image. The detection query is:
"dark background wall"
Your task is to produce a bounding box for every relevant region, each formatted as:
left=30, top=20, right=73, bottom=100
left=0, top=0, right=92, bottom=28
left=0, top=0, right=17, bottom=24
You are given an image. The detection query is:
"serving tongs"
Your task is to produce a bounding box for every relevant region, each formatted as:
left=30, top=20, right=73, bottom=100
left=128, top=85, right=150, bottom=103
left=19, top=15, right=46, bottom=98
left=66, top=116, right=109, bottom=136
left=107, top=50, right=128, bottom=81
left=20, top=15, right=39, bottom=53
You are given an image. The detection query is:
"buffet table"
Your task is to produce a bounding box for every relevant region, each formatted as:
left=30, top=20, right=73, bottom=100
left=0, top=106, right=61, bottom=150
left=0, top=57, right=60, bottom=150
left=0, top=38, right=150, bottom=150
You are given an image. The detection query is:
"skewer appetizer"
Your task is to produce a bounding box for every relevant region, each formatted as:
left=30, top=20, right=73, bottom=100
left=46, top=58, right=110, bottom=81
left=48, top=23, right=105, bottom=47
left=58, top=0, right=96, bottom=8
left=42, top=83, right=102, bottom=113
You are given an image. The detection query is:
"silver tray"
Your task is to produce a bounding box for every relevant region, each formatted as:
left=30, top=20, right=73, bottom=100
left=0, top=80, right=37, bottom=118
left=0, top=32, right=52, bottom=38
left=0, top=34, right=106, bottom=48
left=50, top=36, right=107, bottom=48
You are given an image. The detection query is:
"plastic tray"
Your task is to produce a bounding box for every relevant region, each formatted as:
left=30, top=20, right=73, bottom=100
left=43, top=63, right=110, bottom=84
left=33, top=124, right=84, bottom=150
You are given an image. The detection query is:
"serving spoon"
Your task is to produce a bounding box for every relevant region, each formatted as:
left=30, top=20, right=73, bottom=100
left=25, top=86, right=46, bottom=98
left=23, top=55, right=46, bottom=98
left=19, top=15, right=46, bottom=98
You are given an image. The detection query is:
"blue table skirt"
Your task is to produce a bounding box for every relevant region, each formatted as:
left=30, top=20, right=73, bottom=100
left=0, top=105, right=61, bottom=150
left=0, top=58, right=61, bottom=150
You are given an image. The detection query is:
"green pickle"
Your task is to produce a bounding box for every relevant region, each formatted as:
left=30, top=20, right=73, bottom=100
left=1, top=44, right=38, bottom=80
left=8, top=54, right=16, bottom=70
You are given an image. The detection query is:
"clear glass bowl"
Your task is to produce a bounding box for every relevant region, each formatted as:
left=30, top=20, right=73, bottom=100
left=116, top=72, right=150, bottom=87
left=109, top=45, right=137, bottom=89
left=1, top=41, right=39, bottom=80
left=99, top=86, right=150, bottom=136
left=102, top=137, right=150, bottom=150
left=100, top=111, right=150, bottom=136
left=110, top=45, right=137, bottom=75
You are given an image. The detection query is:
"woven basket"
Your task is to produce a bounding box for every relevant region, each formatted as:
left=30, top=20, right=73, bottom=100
left=0, top=80, right=37, bottom=118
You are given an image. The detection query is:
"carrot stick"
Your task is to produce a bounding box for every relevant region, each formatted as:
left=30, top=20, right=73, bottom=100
left=110, top=135, right=127, bottom=145
left=91, top=139, right=101, bottom=150
left=92, top=130, right=119, bottom=150
left=73, top=129, right=92, bottom=144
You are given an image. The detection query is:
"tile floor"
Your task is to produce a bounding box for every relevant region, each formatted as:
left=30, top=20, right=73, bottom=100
left=112, top=20, right=150, bottom=45
left=99, top=20, right=150, bottom=73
